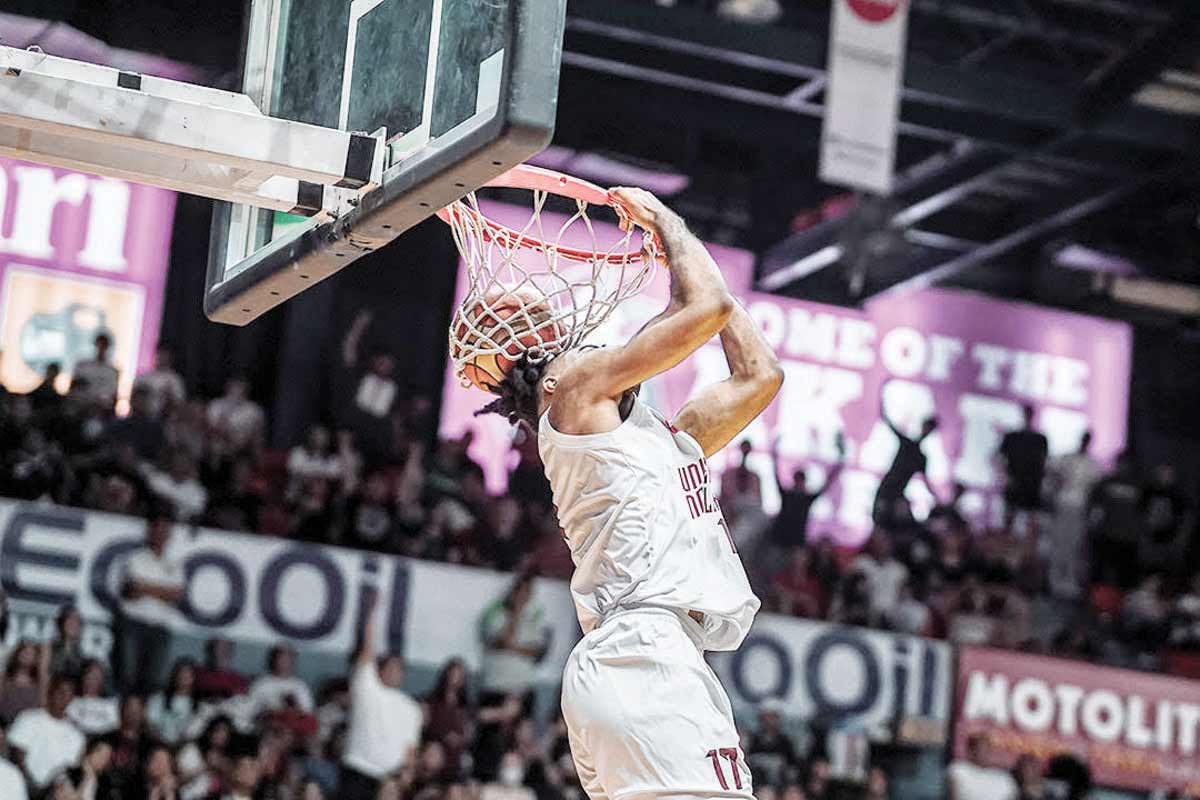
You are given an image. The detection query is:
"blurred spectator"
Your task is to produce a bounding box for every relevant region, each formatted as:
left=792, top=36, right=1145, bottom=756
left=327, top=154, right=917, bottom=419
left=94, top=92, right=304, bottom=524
left=209, top=735, right=263, bottom=800
left=1122, top=574, right=1169, bottom=653
left=7, top=673, right=84, bottom=791
left=425, top=659, right=471, bottom=760
left=1012, top=754, right=1044, bottom=800
left=248, top=645, right=313, bottom=715
left=508, top=434, right=552, bottom=509
left=999, top=405, right=1049, bottom=539
left=0, top=641, right=46, bottom=724
left=482, top=750, right=536, bottom=800
left=195, top=639, right=249, bottom=702
left=147, top=658, right=199, bottom=746
left=73, top=332, right=119, bottom=411
left=0, top=723, right=28, bottom=800
left=109, top=385, right=166, bottom=462
left=946, top=733, right=1018, bottom=800
left=770, top=546, right=828, bottom=619
left=851, top=532, right=908, bottom=621
left=139, top=741, right=180, bottom=800
left=134, top=347, right=186, bottom=419
left=873, top=390, right=938, bottom=528
left=342, top=471, right=401, bottom=552
left=478, top=574, right=549, bottom=702
left=28, top=362, right=63, bottom=413
left=142, top=452, right=209, bottom=522
left=177, top=715, right=233, bottom=799
left=767, top=434, right=844, bottom=553
left=745, top=702, right=797, bottom=788
left=115, top=510, right=184, bottom=693
left=207, top=377, right=265, bottom=457
left=59, top=735, right=115, bottom=800
left=48, top=604, right=87, bottom=682
left=67, top=659, right=120, bottom=736
left=1088, top=452, right=1143, bottom=588
left=287, top=426, right=344, bottom=493
left=342, top=312, right=400, bottom=461
left=1045, top=431, right=1100, bottom=598
left=884, top=579, right=932, bottom=636
left=1138, top=464, right=1191, bottom=578
left=340, top=593, right=421, bottom=800
left=720, top=439, right=762, bottom=526
left=108, top=694, right=152, bottom=795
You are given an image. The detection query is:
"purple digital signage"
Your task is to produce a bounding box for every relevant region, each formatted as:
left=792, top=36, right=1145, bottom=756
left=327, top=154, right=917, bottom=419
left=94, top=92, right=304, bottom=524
left=0, top=157, right=176, bottom=408
left=440, top=202, right=1132, bottom=544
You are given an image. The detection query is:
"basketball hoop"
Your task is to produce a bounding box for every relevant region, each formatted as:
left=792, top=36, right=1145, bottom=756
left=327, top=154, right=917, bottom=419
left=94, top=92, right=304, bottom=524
left=440, top=164, right=660, bottom=390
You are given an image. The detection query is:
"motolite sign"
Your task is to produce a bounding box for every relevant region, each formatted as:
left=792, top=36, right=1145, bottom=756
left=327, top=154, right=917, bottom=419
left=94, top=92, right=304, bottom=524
left=955, top=647, right=1200, bottom=793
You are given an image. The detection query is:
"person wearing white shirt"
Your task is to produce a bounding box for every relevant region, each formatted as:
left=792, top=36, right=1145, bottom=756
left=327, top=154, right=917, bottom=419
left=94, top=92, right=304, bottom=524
left=852, top=532, right=909, bottom=620
left=0, top=725, right=28, bottom=800
left=146, top=658, right=199, bottom=745
left=71, top=332, right=120, bottom=411
left=7, top=675, right=85, bottom=791
left=116, top=511, right=185, bottom=693
left=248, top=645, right=314, bottom=714
left=947, top=733, right=1018, bottom=800
left=479, top=574, right=550, bottom=696
left=1046, top=431, right=1102, bottom=598
left=133, top=347, right=187, bottom=418
left=67, top=659, right=120, bottom=735
left=340, top=593, right=422, bottom=800
left=287, top=426, right=345, bottom=498
left=141, top=453, right=209, bottom=522
left=207, top=377, right=266, bottom=455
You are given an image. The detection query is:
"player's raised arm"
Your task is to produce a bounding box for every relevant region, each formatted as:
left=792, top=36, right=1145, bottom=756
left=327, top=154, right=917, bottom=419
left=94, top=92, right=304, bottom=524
left=561, top=188, right=735, bottom=401
left=673, top=300, right=784, bottom=457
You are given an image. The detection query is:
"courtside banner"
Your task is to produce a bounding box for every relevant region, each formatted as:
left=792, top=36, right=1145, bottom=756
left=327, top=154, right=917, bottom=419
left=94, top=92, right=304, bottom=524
left=955, top=646, right=1200, bottom=793
left=0, top=500, right=581, bottom=686
left=441, top=202, right=1132, bottom=546
left=820, top=0, right=910, bottom=194
left=710, top=615, right=953, bottom=745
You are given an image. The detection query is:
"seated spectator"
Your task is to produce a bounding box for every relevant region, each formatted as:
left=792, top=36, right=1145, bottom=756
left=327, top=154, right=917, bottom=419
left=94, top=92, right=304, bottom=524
left=7, top=674, right=85, bottom=792
left=195, top=639, right=249, bottom=702
left=884, top=579, right=932, bottom=636
left=134, top=346, right=186, bottom=418
left=48, top=604, right=87, bottom=682
left=481, top=750, right=536, bottom=800
left=287, top=426, right=344, bottom=493
left=0, top=723, right=28, bottom=800
left=1122, top=573, right=1169, bottom=651
left=342, top=471, right=400, bottom=551
left=177, top=715, right=233, bottom=800
left=207, top=377, right=265, bottom=457
left=208, top=734, right=263, bottom=800
left=108, top=385, right=166, bottom=462
left=0, top=641, right=45, bottom=724
left=205, top=458, right=263, bottom=533
left=851, top=531, right=908, bottom=621
left=147, top=658, right=199, bottom=746
left=248, top=646, right=313, bottom=715
left=947, top=575, right=998, bottom=646
left=1012, top=754, right=1043, bottom=800
left=164, top=400, right=209, bottom=467
left=142, top=452, right=209, bottom=522
left=479, top=496, right=532, bottom=572
left=745, top=702, right=796, bottom=788
left=479, top=574, right=549, bottom=705
left=138, top=741, right=179, bottom=800
left=425, top=659, right=471, bottom=764
left=108, top=694, right=152, bottom=796
left=67, top=659, right=120, bottom=735
left=58, top=735, right=115, bottom=800
left=771, top=546, right=828, bottom=618
left=340, top=593, right=422, bottom=800
left=947, top=733, right=1018, bottom=800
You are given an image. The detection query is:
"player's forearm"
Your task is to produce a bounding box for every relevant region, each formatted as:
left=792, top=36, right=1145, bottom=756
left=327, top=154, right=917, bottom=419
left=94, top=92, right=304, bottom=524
left=655, top=212, right=733, bottom=310
left=719, top=301, right=783, bottom=389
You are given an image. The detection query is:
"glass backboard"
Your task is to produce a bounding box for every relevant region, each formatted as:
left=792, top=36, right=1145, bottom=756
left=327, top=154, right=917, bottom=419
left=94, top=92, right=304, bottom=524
left=205, top=0, right=565, bottom=324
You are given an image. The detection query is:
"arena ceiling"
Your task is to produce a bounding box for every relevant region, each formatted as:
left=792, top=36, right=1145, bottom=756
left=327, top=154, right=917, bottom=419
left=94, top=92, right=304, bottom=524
left=555, top=0, right=1200, bottom=324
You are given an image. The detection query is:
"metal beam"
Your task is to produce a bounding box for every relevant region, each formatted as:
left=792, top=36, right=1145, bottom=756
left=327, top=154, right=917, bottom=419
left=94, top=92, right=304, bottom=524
left=872, top=181, right=1144, bottom=299
left=911, top=0, right=1123, bottom=54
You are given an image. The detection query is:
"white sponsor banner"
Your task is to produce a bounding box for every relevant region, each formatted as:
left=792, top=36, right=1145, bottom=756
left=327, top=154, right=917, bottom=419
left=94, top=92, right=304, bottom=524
left=710, top=614, right=952, bottom=745
left=0, top=500, right=402, bottom=657
left=820, top=0, right=911, bottom=195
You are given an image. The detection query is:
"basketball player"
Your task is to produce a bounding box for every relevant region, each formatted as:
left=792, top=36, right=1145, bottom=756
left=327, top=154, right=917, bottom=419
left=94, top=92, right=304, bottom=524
left=478, top=187, right=783, bottom=800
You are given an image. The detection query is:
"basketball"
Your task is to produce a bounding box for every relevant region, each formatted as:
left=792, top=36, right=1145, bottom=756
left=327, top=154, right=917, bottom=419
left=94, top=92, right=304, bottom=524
left=452, top=285, right=562, bottom=393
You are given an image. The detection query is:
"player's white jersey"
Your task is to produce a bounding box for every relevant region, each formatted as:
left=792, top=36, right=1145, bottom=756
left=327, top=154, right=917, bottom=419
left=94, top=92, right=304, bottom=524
left=538, top=394, right=760, bottom=651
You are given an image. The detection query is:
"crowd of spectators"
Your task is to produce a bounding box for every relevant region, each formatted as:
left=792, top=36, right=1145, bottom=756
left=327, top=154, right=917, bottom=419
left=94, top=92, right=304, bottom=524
left=0, top=331, right=1198, bottom=799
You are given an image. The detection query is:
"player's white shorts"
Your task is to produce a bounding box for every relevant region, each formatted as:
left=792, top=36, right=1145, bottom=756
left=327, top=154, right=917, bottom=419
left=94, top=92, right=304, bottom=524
left=561, top=607, right=753, bottom=800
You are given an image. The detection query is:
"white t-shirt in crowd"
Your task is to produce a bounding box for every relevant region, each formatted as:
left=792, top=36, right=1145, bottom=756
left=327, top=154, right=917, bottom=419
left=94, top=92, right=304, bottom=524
left=1049, top=452, right=1102, bottom=508
left=342, top=662, right=422, bottom=779
left=134, top=369, right=186, bottom=416
left=146, top=692, right=197, bottom=745
left=207, top=396, right=265, bottom=449
left=853, top=555, right=909, bottom=615
left=67, top=696, right=121, bottom=735
left=0, top=757, right=28, bottom=800
left=73, top=359, right=119, bottom=406
left=7, top=708, right=85, bottom=788
left=248, top=674, right=314, bottom=714
left=946, top=761, right=1018, bottom=800
left=121, top=545, right=185, bottom=627
left=287, top=447, right=343, bottom=482
left=142, top=466, right=209, bottom=521
left=480, top=602, right=549, bottom=694
left=354, top=374, right=397, bottom=418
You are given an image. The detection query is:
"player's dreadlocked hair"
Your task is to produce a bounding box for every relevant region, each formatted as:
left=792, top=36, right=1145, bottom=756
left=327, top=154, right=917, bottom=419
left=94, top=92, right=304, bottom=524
left=474, top=352, right=551, bottom=431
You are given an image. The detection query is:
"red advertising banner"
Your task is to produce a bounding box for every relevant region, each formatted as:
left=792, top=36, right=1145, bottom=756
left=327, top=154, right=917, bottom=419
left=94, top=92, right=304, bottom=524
left=954, top=646, right=1200, bottom=793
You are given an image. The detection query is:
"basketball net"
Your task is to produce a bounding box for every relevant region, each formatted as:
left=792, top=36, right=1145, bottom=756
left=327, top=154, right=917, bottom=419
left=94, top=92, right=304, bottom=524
left=442, top=167, right=660, bottom=389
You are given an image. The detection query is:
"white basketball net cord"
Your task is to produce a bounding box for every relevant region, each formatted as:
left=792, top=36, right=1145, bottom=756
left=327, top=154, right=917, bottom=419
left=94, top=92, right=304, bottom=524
left=445, top=188, right=659, bottom=388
